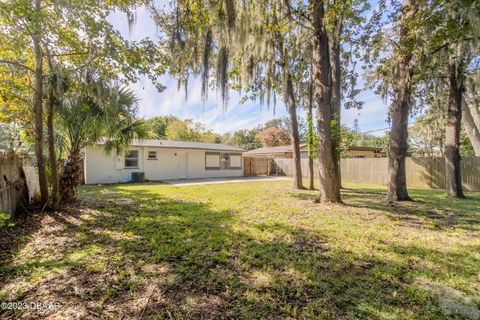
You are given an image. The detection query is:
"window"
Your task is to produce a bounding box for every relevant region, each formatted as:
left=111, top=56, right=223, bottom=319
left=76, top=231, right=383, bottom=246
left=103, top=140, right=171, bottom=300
left=148, top=151, right=157, bottom=160
left=205, top=152, right=220, bottom=170
left=125, top=150, right=139, bottom=168
left=220, top=153, right=230, bottom=169
left=206, top=152, right=241, bottom=170
left=229, top=154, right=242, bottom=169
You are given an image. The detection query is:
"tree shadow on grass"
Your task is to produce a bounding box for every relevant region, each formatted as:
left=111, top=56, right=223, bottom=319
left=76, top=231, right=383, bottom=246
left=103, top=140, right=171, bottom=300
left=286, top=185, right=480, bottom=232
left=108, top=187, right=447, bottom=319
left=0, top=184, right=473, bottom=319
left=384, top=242, right=480, bottom=319
left=0, top=211, right=45, bottom=283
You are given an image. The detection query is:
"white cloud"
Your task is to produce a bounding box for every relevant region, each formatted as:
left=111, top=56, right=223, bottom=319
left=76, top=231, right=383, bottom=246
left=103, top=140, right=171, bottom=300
left=132, top=75, right=289, bottom=133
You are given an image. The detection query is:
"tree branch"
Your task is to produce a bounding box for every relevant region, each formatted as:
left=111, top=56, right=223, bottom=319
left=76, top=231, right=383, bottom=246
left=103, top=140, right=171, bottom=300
left=283, top=2, right=313, bottom=31
left=50, top=51, right=89, bottom=57
left=0, top=59, right=34, bottom=72
left=431, top=37, right=475, bottom=56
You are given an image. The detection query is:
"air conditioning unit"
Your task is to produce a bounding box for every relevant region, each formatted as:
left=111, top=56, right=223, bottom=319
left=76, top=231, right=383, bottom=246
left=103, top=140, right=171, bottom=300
left=131, top=172, right=145, bottom=183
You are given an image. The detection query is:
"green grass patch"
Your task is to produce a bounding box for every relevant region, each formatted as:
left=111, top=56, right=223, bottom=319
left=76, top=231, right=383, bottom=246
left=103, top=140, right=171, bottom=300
left=0, top=212, right=11, bottom=227
left=1, top=180, right=479, bottom=319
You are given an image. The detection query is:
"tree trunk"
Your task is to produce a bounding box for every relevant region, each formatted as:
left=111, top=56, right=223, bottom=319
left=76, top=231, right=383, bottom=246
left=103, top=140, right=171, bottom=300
left=60, top=146, right=83, bottom=202
left=44, top=44, right=59, bottom=207
left=285, top=71, right=305, bottom=189
left=445, top=62, right=465, bottom=198
left=276, top=29, right=304, bottom=190
left=386, top=0, right=414, bottom=204
left=307, top=83, right=315, bottom=190
left=33, top=35, right=49, bottom=205
left=386, top=90, right=411, bottom=203
left=330, top=24, right=342, bottom=189
left=462, top=99, right=480, bottom=156
left=47, top=88, right=59, bottom=206
left=311, top=0, right=341, bottom=203
left=308, top=154, right=314, bottom=190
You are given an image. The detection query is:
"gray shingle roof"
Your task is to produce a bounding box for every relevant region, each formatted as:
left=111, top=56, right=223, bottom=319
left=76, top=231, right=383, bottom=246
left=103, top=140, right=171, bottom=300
left=98, top=139, right=244, bottom=152
left=244, top=145, right=297, bottom=155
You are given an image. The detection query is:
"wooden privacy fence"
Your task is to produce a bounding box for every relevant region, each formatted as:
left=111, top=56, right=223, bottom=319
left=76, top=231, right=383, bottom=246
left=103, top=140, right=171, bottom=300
left=243, top=156, right=277, bottom=176
left=0, top=153, right=35, bottom=214
left=273, top=157, right=480, bottom=191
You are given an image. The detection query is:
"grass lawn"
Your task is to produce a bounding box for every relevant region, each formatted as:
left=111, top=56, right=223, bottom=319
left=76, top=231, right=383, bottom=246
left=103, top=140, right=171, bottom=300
left=1, top=180, right=479, bottom=319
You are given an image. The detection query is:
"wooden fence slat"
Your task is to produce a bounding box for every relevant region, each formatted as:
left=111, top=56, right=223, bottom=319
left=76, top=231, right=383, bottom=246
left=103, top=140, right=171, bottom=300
left=1, top=154, right=29, bottom=214
left=271, top=157, right=480, bottom=192
left=243, top=156, right=276, bottom=176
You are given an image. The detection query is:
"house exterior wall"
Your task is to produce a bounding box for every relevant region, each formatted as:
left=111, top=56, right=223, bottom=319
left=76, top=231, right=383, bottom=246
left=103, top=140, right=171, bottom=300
left=84, top=145, right=243, bottom=184
left=346, top=150, right=375, bottom=158
left=345, top=149, right=386, bottom=158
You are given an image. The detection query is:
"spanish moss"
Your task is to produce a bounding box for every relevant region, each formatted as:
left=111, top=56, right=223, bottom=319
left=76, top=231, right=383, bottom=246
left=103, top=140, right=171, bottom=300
left=201, top=28, right=213, bottom=104
left=217, top=46, right=229, bottom=110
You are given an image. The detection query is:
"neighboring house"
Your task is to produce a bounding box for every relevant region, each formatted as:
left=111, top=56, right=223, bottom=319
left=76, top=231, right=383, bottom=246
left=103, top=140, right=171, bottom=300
left=243, top=145, right=294, bottom=159
left=84, top=139, right=244, bottom=184
left=344, top=146, right=387, bottom=158
left=244, top=144, right=386, bottom=159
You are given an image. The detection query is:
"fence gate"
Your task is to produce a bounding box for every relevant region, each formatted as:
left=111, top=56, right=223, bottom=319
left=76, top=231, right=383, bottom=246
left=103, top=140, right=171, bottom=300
left=243, top=157, right=277, bottom=176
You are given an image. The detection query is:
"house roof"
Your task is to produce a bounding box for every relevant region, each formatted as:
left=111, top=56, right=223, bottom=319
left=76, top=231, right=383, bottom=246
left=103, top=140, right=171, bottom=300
left=244, top=145, right=299, bottom=155
left=98, top=139, right=244, bottom=152
left=346, top=146, right=385, bottom=152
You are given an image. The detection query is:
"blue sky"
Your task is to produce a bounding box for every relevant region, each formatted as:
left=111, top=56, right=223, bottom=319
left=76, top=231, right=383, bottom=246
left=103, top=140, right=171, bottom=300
left=109, top=6, right=390, bottom=135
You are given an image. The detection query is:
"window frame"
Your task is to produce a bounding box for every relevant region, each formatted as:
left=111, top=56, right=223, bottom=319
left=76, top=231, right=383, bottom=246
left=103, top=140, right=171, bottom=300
left=228, top=153, right=242, bottom=170
left=220, top=152, right=230, bottom=170
left=147, top=150, right=157, bottom=160
left=124, top=150, right=139, bottom=168
left=205, top=152, right=242, bottom=170
left=205, top=152, right=221, bottom=170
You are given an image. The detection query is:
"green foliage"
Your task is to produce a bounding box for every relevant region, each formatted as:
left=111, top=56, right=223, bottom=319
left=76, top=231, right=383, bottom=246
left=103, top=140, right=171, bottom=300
left=0, top=0, right=167, bottom=162
left=0, top=123, right=30, bottom=153
left=56, top=75, right=146, bottom=153
left=222, top=116, right=308, bottom=150
left=306, top=112, right=318, bottom=159
left=341, top=125, right=389, bottom=152
left=221, top=129, right=262, bottom=150
left=145, top=115, right=178, bottom=139
left=0, top=212, right=11, bottom=227
left=331, top=117, right=342, bottom=159
left=0, top=0, right=166, bottom=92
left=409, top=110, right=446, bottom=157
left=460, top=131, right=475, bottom=157
left=143, top=115, right=306, bottom=149
left=264, top=117, right=307, bottom=142
left=144, top=115, right=222, bottom=143
left=165, top=119, right=202, bottom=141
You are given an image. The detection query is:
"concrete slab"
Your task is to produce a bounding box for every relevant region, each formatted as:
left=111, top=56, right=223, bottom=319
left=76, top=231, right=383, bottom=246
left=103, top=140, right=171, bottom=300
left=164, top=176, right=290, bottom=186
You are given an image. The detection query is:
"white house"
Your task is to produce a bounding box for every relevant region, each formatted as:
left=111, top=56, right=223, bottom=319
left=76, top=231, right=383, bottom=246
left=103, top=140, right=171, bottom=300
left=84, top=139, right=244, bottom=184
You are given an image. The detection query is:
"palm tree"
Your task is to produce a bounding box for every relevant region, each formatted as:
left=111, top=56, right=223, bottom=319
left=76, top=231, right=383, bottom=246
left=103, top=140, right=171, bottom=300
left=57, top=76, right=146, bottom=201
